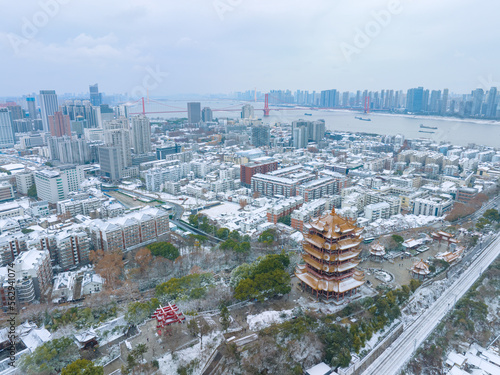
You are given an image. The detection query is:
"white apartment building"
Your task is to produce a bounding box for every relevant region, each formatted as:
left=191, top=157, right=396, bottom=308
left=15, top=172, right=35, bottom=195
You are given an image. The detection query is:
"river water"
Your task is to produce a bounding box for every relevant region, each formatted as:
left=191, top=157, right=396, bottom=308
left=134, top=100, right=500, bottom=148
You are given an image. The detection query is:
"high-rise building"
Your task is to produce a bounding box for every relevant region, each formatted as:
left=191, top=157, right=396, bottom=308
left=320, top=89, right=339, bottom=108
left=89, top=84, right=102, bottom=106
left=0, top=103, right=23, bottom=121
left=406, top=87, right=424, bottom=113
left=103, top=118, right=132, bottom=168
left=429, top=90, right=441, bottom=113
left=440, top=88, right=449, bottom=115
left=26, top=96, right=37, bottom=119
left=251, top=125, right=270, bottom=147
left=486, top=87, right=497, bottom=118
left=201, top=107, right=213, bottom=122
left=242, top=104, right=255, bottom=119
left=99, top=147, right=122, bottom=181
left=131, top=115, right=151, bottom=155
left=293, top=125, right=307, bottom=149
left=472, top=88, right=484, bottom=116
left=39, top=90, right=58, bottom=133
left=33, top=166, right=84, bottom=203
left=187, top=102, right=201, bottom=124
left=48, top=111, right=71, bottom=137
left=309, top=120, right=326, bottom=143
left=0, top=109, right=14, bottom=148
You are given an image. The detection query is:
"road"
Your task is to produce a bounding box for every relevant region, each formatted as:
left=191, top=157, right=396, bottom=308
left=362, top=233, right=500, bottom=375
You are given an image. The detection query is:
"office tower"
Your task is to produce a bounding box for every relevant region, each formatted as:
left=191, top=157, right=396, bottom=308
left=47, top=136, right=91, bottom=164
left=429, top=90, right=441, bottom=113
left=48, top=111, right=71, bottom=137
left=242, top=104, right=255, bottom=119
left=355, top=91, right=361, bottom=107
left=202, top=107, right=213, bottom=122
left=320, top=89, right=338, bottom=108
left=39, top=90, right=59, bottom=133
left=293, top=125, right=307, bottom=149
left=103, top=118, right=131, bottom=169
left=310, top=120, right=326, bottom=143
left=472, top=88, right=484, bottom=116
left=187, top=102, right=201, bottom=124
left=0, top=103, right=23, bottom=121
left=0, top=109, right=14, bottom=148
left=251, top=125, right=270, bottom=147
left=26, top=96, right=37, bottom=119
left=440, top=88, right=449, bottom=115
left=406, top=87, right=424, bottom=113
left=342, top=92, right=349, bottom=107
left=89, top=84, right=102, bottom=106
left=131, top=115, right=151, bottom=155
left=486, top=87, right=497, bottom=118
left=98, top=147, right=123, bottom=181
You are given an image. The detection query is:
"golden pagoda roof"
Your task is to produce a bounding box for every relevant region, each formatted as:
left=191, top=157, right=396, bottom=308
left=370, top=243, right=386, bottom=256
left=411, top=260, right=430, bottom=275
left=296, top=267, right=365, bottom=293
left=309, top=208, right=362, bottom=239
left=303, top=255, right=360, bottom=273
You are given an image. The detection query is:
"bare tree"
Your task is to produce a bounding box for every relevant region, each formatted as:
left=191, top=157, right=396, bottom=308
left=187, top=317, right=211, bottom=349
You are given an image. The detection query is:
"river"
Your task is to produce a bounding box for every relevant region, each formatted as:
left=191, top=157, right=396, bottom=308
left=131, top=99, right=500, bottom=148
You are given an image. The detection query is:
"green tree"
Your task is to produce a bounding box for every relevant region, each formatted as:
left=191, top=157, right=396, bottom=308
left=131, top=343, right=148, bottom=362
left=277, top=214, right=291, bottom=226
left=27, top=184, right=37, bottom=198
left=410, top=278, right=422, bottom=292
left=187, top=318, right=211, bottom=349
left=125, top=298, right=160, bottom=326
left=216, top=228, right=230, bottom=240
left=220, top=305, right=231, bottom=332
left=147, top=242, right=180, bottom=261
left=392, top=234, right=404, bottom=245
left=61, top=359, right=104, bottom=375
left=229, top=230, right=241, bottom=241
left=18, top=337, right=80, bottom=374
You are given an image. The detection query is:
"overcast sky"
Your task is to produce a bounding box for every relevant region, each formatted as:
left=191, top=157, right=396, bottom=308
left=0, top=0, right=498, bottom=97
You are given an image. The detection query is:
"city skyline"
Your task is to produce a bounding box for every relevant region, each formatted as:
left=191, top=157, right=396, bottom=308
left=1, top=0, right=499, bottom=96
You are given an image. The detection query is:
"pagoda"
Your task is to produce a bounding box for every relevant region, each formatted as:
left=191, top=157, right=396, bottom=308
left=295, top=208, right=365, bottom=301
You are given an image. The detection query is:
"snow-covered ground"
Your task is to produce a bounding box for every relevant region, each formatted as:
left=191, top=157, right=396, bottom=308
left=201, top=202, right=242, bottom=219
left=247, top=309, right=294, bottom=331
left=364, top=214, right=443, bottom=237
left=158, top=331, right=224, bottom=375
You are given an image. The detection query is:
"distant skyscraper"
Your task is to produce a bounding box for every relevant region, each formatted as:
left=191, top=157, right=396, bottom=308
left=472, top=88, right=484, bottom=116
left=39, top=90, right=58, bottom=133
left=486, top=87, right=497, bottom=118
left=26, top=97, right=37, bottom=120
left=48, top=111, right=71, bottom=137
left=251, top=125, right=270, bottom=147
left=440, top=89, right=449, bottom=115
left=429, top=90, right=441, bottom=113
left=0, top=109, right=14, bottom=148
left=201, top=107, right=213, bottom=122
left=89, top=84, right=102, bottom=106
left=406, top=87, right=424, bottom=113
left=242, top=104, right=255, bottom=119
left=187, top=102, right=201, bottom=124
left=131, top=115, right=151, bottom=155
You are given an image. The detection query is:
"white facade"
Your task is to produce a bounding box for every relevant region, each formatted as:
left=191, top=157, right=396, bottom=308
left=131, top=116, right=151, bottom=155
left=0, top=109, right=14, bottom=148
left=16, top=172, right=34, bottom=195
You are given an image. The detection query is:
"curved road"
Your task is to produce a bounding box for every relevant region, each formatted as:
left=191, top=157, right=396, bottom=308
left=362, top=233, right=500, bottom=375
